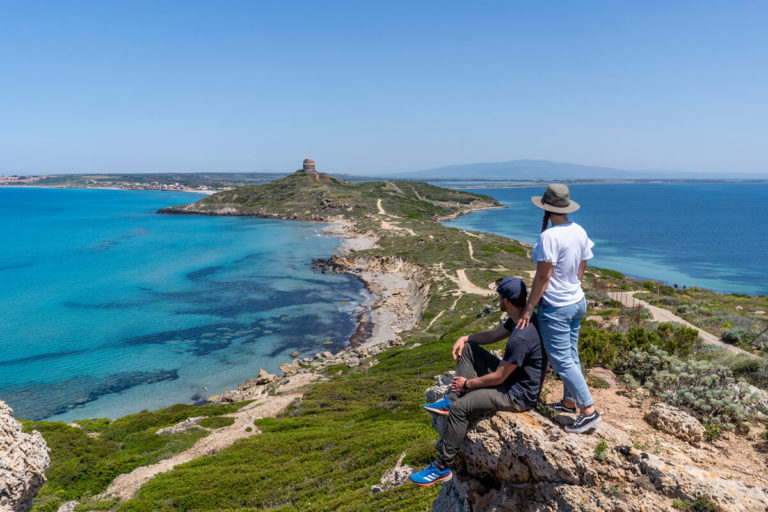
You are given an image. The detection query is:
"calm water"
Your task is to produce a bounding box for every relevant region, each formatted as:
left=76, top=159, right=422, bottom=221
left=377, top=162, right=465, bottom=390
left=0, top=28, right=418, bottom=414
left=0, top=188, right=366, bottom=421
left=445, top=183, right=768, bottom=295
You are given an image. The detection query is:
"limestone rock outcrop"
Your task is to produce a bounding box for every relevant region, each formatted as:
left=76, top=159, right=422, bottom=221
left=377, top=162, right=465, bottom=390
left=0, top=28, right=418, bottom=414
left=643, top=402, right=705, bottom=443
left=370, top=452, right=414, bottom=494
left=156, top=417, right=204, bottom=436
left=0, top=400, right=50, bottom=512
left=424, top=378, right=768, bottom=511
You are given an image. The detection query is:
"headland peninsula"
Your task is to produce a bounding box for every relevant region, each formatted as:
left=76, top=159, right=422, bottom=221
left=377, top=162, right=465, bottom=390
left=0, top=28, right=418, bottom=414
left=6, top=161, right=768, bottom=511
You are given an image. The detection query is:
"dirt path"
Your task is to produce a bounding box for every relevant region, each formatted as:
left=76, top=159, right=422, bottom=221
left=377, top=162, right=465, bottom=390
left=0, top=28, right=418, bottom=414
left=376, top=198, right=386, bottom=215
left=607, top=291, right=750, bottom=356
left=100, top=394, right=300, bottom=502
left=456, top=269, right=495, bottom=296
left=467, top=240, right=480, bottom=262
left=385, top=181, right=404, bottom=195
left=380, top=219, right=416, bottom=236
left=426, top=310, right=445, bottom=330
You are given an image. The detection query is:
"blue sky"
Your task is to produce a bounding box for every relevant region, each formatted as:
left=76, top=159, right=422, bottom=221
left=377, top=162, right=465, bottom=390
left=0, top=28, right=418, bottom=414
left=1, top=1, right=766, bottom=175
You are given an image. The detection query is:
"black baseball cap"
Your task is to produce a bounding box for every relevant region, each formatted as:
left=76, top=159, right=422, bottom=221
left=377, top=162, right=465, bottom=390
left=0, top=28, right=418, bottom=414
left=496, top=277, right=527, bottom=302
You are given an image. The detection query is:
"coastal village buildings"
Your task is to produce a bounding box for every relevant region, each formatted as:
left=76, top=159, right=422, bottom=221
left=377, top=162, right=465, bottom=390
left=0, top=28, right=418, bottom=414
left=0, top=175, right=41, bottom=184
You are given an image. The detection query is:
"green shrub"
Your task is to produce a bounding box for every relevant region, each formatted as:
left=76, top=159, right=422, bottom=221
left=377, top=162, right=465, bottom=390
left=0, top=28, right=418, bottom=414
left=593, top=439, right=608, bottom=461
left=578, top=326, right=622, bottom=369
left=703, top=423, right=721, bottom=441
left=619, top=346, right=755, bottom=431
left=672, top=495, right=723, bottom=511
left=199, top=416, right=235, bottom=429
left=587, top=376, right=610, bottom=389
left=577, top=323, right=697, bottom=371
left=722, top=327, right=753, bottom=344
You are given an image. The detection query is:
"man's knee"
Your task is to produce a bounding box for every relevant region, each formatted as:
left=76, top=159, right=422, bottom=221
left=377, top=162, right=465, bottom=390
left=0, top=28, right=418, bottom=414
left=449, top=395, right=472, bottom=418
left=461, top=342, right=479, bottom=360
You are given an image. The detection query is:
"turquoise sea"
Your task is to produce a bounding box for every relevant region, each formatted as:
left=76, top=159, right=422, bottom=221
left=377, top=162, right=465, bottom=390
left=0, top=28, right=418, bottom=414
left=0, top=188, right=366, bottom=421
left=445, top=183, right=768, bottom=296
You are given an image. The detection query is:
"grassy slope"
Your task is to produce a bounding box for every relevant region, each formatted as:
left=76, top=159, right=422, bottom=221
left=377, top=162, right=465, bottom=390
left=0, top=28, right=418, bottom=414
left=25, top=173, right=754, bottom=511
left=24, top=402, right=252, bottom=512
left=164, top=171, right=498, bottom=222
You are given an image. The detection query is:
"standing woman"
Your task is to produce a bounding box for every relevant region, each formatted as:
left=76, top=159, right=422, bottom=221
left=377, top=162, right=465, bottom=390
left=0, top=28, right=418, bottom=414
left=516, top=184, right=601, bottom=433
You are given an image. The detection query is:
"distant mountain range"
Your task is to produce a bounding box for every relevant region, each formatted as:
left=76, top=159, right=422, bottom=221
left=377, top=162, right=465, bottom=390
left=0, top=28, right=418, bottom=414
left=384, top=159, right=768, bottom=181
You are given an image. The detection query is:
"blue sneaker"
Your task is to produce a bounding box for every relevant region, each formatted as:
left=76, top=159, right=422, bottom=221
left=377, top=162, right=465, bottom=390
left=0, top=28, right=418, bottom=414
left=410, top=462, right=452, bottom=487
left=422, top=397, right=451, bottom=415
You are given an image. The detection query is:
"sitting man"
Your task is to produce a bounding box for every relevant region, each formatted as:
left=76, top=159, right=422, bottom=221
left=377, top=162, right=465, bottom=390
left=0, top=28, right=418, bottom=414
left=410, top=276, right=546, bottom=486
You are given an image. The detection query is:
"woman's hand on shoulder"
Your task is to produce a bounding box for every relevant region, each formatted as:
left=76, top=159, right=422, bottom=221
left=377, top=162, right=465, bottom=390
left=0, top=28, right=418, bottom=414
left=515, top=306, right=534, bottom=330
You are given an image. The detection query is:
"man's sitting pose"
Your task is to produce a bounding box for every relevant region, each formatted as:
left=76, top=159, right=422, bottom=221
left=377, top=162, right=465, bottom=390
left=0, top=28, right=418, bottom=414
left=410, top=277, right=546, bottom=486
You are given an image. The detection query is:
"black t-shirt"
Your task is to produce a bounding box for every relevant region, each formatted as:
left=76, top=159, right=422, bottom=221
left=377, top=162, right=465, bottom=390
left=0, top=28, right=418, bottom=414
left=501, top=314, right=546, bottom=409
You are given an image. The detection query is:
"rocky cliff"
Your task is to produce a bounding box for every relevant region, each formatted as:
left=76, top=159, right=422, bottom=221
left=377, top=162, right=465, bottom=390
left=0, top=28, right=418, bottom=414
left=425, top=374, right=768, bottom=511
left=0, top=400, right=50, bottom=512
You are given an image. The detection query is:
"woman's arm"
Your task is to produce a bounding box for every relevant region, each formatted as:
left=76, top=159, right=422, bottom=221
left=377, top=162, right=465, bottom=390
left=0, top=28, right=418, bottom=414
left=516, top=260, right=553, bottom=329
left=578, top=260, right=587, bottom=281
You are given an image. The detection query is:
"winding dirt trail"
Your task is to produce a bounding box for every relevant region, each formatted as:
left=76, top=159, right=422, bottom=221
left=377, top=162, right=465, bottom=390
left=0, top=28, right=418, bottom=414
left=380, top=220, right=416, bottom=236
left=376, top=198, right=386, bottom=215
left=467, top=240, right=480, bottom=262
left=607, top=291, right=752, bottom=356
left=456, top=269, right=495, bottom=296
left=426, top=310, right=445, bottom=330
left=99, top=394, right=300, bottom=502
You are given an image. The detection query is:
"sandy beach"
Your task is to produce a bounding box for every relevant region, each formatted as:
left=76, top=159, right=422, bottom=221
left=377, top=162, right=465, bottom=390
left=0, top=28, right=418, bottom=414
left=321, top=218, right=422, bottom=349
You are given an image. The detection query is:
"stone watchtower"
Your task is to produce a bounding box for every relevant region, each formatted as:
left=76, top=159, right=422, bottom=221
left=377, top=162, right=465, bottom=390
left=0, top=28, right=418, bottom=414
left=302, top=158, right=317, bottom=173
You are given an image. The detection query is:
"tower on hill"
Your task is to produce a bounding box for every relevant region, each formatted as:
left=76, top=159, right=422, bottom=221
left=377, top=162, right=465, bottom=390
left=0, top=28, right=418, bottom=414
left=302, top=158, right=317, bottom=173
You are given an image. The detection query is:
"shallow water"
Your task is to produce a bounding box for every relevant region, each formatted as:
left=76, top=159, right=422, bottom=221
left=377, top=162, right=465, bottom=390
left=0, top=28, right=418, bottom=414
left=0, top=188, right=366, bottom=420
left=444, top=183, right=768, bottom=295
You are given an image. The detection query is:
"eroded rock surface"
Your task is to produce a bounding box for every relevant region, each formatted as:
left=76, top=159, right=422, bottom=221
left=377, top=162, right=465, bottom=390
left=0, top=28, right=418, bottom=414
left=156, top=417, right=204, bottom=436
left=644, top=402, right=705, bottom=443
left=0, top=400, right=51, bottom=512
left=424, top=378, right=768, bottom=511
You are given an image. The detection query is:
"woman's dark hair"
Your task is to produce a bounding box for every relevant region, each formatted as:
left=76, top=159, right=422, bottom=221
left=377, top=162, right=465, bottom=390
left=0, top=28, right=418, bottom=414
left=541, top=211, right=569, bottom=232
left=541, top=211, right=551, bottom=232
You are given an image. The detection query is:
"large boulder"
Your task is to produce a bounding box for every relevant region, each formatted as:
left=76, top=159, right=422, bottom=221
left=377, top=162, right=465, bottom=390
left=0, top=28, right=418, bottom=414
left=424, top=378, right=768, bottom=511
left=623, top=448, right=768, bottom=510
left=643, top=402, right=705, bottom=443
left=0, top=400, right=51, bottom=512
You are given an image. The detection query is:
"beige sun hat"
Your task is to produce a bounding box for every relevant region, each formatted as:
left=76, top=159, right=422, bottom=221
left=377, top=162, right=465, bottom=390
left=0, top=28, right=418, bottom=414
left=530, top=184, right=580, bottom=214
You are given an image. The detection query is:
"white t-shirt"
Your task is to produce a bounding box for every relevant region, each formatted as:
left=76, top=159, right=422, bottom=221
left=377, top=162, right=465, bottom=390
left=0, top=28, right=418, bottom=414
left=531, top=222, right=594, bottom=307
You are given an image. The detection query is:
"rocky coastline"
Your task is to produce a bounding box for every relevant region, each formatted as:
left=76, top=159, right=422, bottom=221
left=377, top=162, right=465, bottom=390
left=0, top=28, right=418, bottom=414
left=206, top=218, right=430, bottom=404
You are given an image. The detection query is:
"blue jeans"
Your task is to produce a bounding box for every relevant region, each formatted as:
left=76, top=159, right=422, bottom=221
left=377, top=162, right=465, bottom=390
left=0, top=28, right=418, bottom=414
left=537, top=297, right=594, bottom=408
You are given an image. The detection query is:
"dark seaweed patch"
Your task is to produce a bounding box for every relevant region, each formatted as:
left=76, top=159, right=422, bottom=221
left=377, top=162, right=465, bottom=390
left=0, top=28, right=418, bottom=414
left=2, top=369, right=179, bottom=421
left=186, top=266, right=225, bottom=281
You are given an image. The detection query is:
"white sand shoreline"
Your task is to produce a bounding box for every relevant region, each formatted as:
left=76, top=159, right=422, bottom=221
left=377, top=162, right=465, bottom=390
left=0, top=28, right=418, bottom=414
left=321, top=218, right=419, bottom=349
